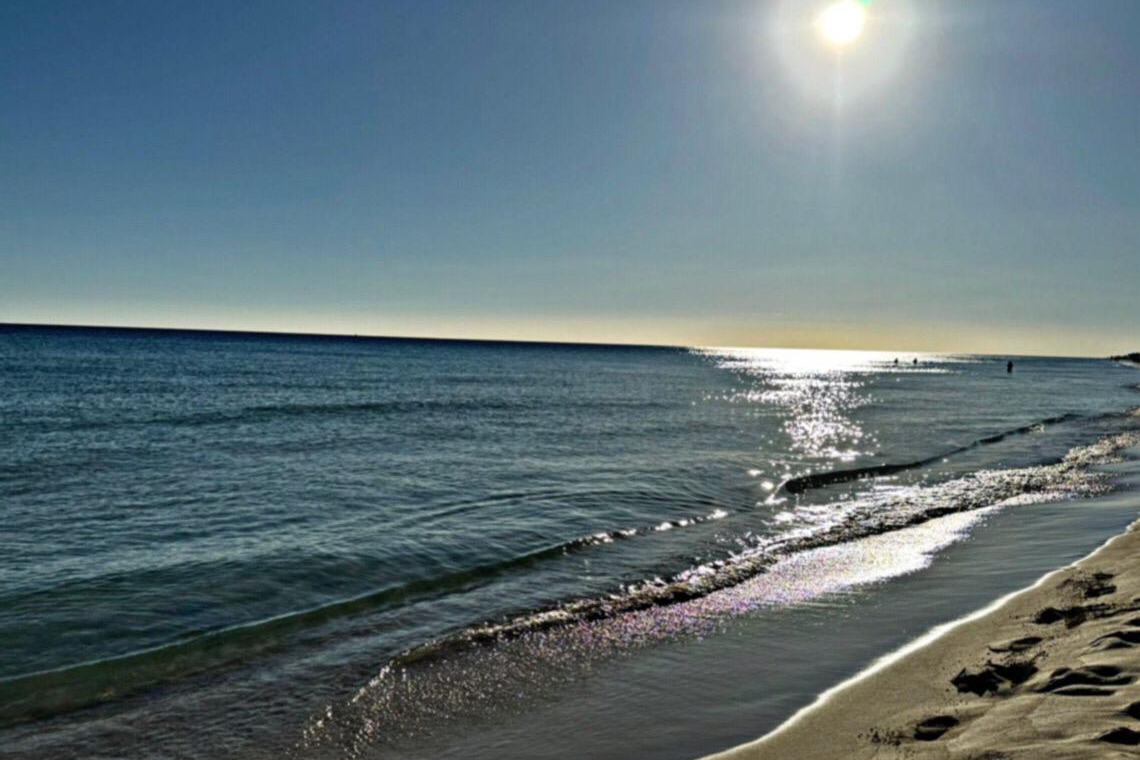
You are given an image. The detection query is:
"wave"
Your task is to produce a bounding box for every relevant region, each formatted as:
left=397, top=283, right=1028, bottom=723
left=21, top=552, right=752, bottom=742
left=780, top=413, right=1084, bottom=494
left=4, top=418, right=1136, bottom=729
left=385, top=427, right=1139, bottom=668
left=297, top=425, right=1140, bottom=755
left=0, top=505, right=729, bottom=728
left=8, top=397, right=676, bottom=435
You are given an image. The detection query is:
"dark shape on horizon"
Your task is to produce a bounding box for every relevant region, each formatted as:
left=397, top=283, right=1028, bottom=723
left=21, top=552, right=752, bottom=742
left=913, top=358, right=918, bottom=365
left=1007, top=360, right=1013, bottom=374
left=1109, top=352, right=1140, bottom=365
left=893, top=358, right=898, bottom=365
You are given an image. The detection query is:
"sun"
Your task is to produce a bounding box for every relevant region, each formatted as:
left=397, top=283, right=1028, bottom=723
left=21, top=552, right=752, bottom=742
left=817, top=0, right=868, bottom=48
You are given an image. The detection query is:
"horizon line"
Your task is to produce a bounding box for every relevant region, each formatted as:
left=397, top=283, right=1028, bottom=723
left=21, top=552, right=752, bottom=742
left=0, top=321, right=1122, bottom=361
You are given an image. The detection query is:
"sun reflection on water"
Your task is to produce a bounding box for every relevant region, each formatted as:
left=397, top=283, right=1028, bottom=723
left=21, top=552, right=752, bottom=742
left=701, top=347, right=891, bottom=464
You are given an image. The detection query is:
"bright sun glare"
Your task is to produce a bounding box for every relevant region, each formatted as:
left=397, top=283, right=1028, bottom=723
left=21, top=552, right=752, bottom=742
left=817, top=0, right=867, bottom=48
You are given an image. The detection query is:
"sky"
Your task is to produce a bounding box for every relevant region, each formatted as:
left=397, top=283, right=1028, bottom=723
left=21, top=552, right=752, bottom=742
left=1, top=0, right=1137, bottom=356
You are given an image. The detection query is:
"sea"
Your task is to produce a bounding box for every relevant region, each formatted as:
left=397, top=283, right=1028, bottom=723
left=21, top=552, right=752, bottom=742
left=2, top=324, right=1139, bottom=760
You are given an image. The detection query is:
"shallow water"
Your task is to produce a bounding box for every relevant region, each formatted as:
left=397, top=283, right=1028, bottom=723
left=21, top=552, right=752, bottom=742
left=1, top=325, right=1138, bottom=758
left=406, top=480, right=1140, bottom=760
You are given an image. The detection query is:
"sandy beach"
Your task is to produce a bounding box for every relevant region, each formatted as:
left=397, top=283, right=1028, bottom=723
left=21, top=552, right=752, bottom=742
left=705, top=513, right=1140, bottom=759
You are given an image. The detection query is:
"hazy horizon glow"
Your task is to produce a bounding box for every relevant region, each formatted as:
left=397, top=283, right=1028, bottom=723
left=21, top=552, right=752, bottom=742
left=6, top=310, right=1125, bottom=358
left=2, top=0, right=1137, bottom=357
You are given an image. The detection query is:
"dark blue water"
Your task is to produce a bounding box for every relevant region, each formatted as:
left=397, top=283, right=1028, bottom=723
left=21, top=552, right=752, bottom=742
left=2, top=325, right=1138, bottom=759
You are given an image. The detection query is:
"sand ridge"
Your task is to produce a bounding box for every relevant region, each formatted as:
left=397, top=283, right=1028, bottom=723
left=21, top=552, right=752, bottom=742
left=703, top=521, right=1140, bottom=759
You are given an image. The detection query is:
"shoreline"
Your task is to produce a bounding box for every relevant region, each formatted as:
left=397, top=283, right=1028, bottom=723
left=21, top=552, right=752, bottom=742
left=702, top=511, right=1140, bottom=759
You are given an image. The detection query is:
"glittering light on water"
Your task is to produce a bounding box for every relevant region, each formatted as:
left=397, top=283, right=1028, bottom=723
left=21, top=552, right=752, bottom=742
left=299, top=508, right=997, bottom=754
left=299, top=429, right=1140, bottom=755
left=704, top=348, right=879, bottom=460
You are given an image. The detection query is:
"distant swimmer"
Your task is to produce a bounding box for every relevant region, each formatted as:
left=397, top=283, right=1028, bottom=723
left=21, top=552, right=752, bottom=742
left=1007, top=360, right=1013, bottom=374
left=893, top=358, right=899, bottom=366
left=913, top=358, right=918, bottom=365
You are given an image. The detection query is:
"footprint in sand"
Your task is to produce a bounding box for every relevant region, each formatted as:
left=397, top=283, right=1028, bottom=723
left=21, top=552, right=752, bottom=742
left=1061, top=571, right=1117, bottom=600
left=987, top=636, right=1042, bottom=654
left=1124, top=701, right=1140, bottom=721
left=952, top=661, right=1038, bottom=696
left=1099, top=727, right=1140, bottom=746
left=1034, top=604, right=1112, bottom=628
left=1037, top=665, right=1132, bottom=696
left=1091, top=629, right=1140, bottom=650
left=1052, top=687, right=1117, bottom=697
left=913, top=716, right=959, bottom=742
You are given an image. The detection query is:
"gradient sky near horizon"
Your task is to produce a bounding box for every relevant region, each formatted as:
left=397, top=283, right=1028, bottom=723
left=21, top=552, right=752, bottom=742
left=2, top=0, right=1137, bottom=356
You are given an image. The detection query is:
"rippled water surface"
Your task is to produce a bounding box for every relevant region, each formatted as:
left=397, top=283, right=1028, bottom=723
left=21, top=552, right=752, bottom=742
left=2, top=326, right=1138, bottom=758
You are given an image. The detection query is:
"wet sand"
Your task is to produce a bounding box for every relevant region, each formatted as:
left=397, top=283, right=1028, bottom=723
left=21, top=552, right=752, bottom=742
left=704, top=517, right=1140, bottom=760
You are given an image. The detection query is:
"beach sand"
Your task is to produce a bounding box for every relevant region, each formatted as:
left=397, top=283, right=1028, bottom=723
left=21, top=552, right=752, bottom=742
left=704, top=519, right=1140, bottom=760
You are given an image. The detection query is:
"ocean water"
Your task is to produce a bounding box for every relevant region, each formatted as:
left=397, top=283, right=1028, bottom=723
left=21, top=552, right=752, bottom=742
left=2, top=325, right=1138, bottom=759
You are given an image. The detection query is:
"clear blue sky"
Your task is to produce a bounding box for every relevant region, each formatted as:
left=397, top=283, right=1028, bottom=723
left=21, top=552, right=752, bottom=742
left=2, top=0, right=1137, bottom=355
